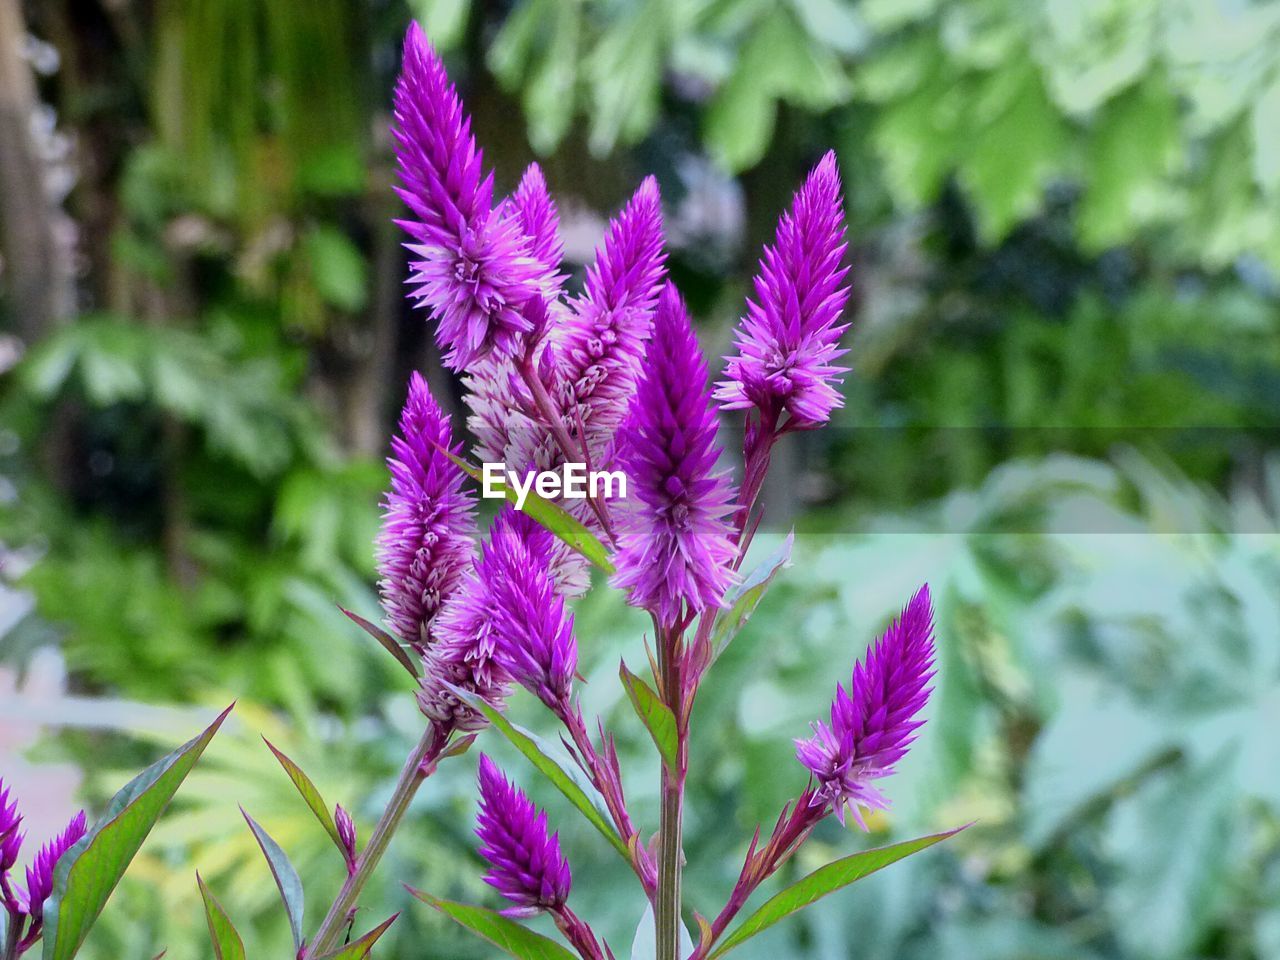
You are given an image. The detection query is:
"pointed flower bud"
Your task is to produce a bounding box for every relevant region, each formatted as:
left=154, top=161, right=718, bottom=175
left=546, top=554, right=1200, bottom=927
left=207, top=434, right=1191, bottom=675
left=393, top=24, right=546, bottom=370
left=335, top=804, right=357, bottom=870
left=475, top=754, right=572, bottom=917
left=489, top=532, right=577, bottom=709
left=611, top=284, right=737, bottom=626
left=17, top=810, right=86, bottom=921
left=376, top=372, right=476, bottom=649
left=795, top=586, right=936, bottom=828
left=505, top=162, right=564, bottom=300
left=417, top=507, right=555, bottom=733
left=716, top=151, right=851, bottom=428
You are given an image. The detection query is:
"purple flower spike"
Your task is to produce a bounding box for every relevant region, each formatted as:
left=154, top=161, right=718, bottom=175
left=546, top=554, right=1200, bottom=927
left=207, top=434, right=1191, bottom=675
left=393, top=24, right=546, bottom=370
left=0, top=780, right=22, bottom=874
left=335, top=804, right=357, bottom=868
left=489, top=532, right=578, bottom=709
left=611, top=283, right=737, bottom=626
left=18, top=810, right=86, bottom=920
left=716, top=150, right=851, bottom=428
left=376, top=372, right=476, bottom=649
left=506, top=163, right=564, bottom=296
left=417, top=507, right=556, bottom=732
left=795, top=586, right=936, bottom=828
left=553, top=176, right=667, bottom=460
left=475, top=754, right=572, bottom=916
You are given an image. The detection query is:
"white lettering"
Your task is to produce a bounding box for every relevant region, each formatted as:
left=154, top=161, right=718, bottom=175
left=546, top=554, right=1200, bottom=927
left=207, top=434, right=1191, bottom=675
left=478, top=463, right=628, bottom=506
left=591, top=470, right=627, bottom=499
left=509, top=470, right=535, bottom=511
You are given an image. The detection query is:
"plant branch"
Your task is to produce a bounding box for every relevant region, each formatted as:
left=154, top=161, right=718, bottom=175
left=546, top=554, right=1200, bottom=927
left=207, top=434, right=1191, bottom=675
left=655, top=620, right=688, bottom=960
left=309, top=725, right=445, bottom=955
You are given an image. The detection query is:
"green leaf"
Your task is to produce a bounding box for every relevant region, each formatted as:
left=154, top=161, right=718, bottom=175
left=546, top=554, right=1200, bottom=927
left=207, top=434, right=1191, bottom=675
left=619, top=662, right=678, bottom=771
left=313, top=913, right=399, bottom=960
left=710, top=532, right=793, bottom=664
left=197, top=873, right=246, bottom=960
left=42, top=704, right=233, bottom=960
left=340, top=606, right=420, bottom=677
left=708, top=826, right=966, bottom=958
left=262, top=738, right=343, bottom=855
left=444, top=450, right=614, bottom=573
left=305, top=225, right=368, bottom=312
left=407, top=890, right=577, bottom=960
left=241, top=809, right=305, bottom=951
left=451, top=686, right=630, bottom=862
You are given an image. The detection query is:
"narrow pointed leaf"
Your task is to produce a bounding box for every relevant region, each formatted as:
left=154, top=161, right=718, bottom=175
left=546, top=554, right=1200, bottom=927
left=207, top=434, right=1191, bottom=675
left=341, top=605, right=420, bottom=677
left=407, top=889, right=577, bottom=960
left=449, top=684, right=629, bottom=861
left=709, top=826, right=966, bottom=958
left=710, top=531, right=793, bottom=663
left=619, top=663, right=678, bottom=772
left=241, top=810, right=305, bottom=951
left=262, top=738, right=344, bottom=855
left=314, top=913, right=399, bottom=960
left=444, top=449, right=614, bottom=572
left=197, top=874, right=246, bottom=960
left=42, top=704, right=234, bottom=960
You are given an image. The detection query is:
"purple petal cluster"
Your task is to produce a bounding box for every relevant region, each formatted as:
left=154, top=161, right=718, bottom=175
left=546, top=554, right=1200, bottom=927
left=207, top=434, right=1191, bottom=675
left=716, top=151, right=851, bottom=428
left=394, top=24, right=548, bottom=370
left=503, top=163, right=565, bottom=299
left=376, top=372, right=476, bottom=649
left=795, top=586, right=936, bottom=827
left=0, top=782, right=20, bottom=874
left=611, top=284, right=737, bottom=625
left=17, top=811, right=87, bottom=920
left=475, top=754, right=572, bottom=916
left=335, top=804, right=357, bottom=868
left=417, top=507, right=555, bottom=732
left=489, top=530, right=578, bottom=709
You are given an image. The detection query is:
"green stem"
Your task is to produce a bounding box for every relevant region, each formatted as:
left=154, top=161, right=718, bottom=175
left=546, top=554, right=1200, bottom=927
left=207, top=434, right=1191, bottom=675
left=655, top=623, right=686, bottom=960
left=309, top=727, right=442, bottom=955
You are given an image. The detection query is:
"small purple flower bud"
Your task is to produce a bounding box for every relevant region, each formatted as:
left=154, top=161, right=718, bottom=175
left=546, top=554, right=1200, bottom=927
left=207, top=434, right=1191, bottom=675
left=475, top=754, right=572, bottom=917
left=505, top=162, right=564, bottom=298
left=335, top=804, right=357, bottom=868
left=611, top=283, right=738, bottom=626
left=376, top=372, right=476, bottom=649
left=795, top=586, right=936, bottom=828
left=18, top=810, right=87, bottom=920
left=716, top=151, right=851, bottom=429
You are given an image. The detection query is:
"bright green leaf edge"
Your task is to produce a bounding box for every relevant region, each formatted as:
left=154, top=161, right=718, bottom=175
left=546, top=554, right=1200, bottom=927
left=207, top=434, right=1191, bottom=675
left=241, top=809, right=306, bottom=951
left=709, top=825, right=967, bottom=958
left=619, top=662, right=678, bottom=771
left=197, top=873, right=246, bottom=960
left=407, top=889, right=578, bottom=960
left=262, top=737, right=344, bottom=854
left=313, top=913, right=399, bottom=960
left=43, top=704, right=234, bottom=960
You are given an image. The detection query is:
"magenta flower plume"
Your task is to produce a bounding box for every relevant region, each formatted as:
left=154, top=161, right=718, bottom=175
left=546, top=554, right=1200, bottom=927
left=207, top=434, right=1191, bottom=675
left=17, top=810, right=86, bottom=920
left=376, top=372, right=476, bottom=649
left=716, top=150, right=851, bottom=428
left=475, top=754, right=572, bottom=917
left=393, top=24, right=546, bottom=370
left=552, top=176, right=667, bottom=460
left=0, top=780, right=21, bottom=875
left=795, top=585, right=936, bottom=828
left=505, top=163, right=564, bottom=297
left=611, top=283, right=737, bottom=626
left=417, top=507, right=555, bottom=732
left=489, top=530, right=578, bottom=709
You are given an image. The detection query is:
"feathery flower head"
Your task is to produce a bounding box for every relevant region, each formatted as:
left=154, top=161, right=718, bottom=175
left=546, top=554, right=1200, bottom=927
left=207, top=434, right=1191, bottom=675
left=611, top=283, right=737, bottom=625
left=417, top=507, right=555, bottom=732
left=0, top=780, right=22, bottom=873
left=716, top=150, right=851, bottom=428
left=393, top=24, right=546, bottom=370
left=795, top=585, right=936, bottom=828
left=475, top=754, right=571, bottom=916
left=376, top=372, right=476, bottom=649
left=504, top=163, right=564, bottom=298
left=550, top=177, right=667, bottom=461
left=17, top=810, right=87, bottom=919
left=489, top=528, right=577, bottom=709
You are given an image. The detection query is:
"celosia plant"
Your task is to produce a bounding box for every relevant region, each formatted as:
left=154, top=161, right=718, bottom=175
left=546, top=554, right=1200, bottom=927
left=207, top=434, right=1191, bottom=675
left=197, top=22, right=962, bottom=960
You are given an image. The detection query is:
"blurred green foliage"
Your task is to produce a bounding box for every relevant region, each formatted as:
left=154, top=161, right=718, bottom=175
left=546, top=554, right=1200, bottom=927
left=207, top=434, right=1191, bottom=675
left=2, top=0, right=1279, bottom=958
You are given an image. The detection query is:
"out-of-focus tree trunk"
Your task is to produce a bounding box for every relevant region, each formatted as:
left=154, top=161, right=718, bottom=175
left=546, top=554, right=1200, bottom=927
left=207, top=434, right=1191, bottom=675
left=0, top=0, right=67, bottom=341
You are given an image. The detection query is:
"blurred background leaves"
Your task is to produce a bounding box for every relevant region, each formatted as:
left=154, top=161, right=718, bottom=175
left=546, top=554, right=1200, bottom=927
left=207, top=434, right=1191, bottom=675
left=2, top=0, right=1279, bottom=957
